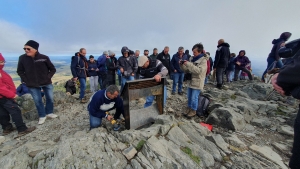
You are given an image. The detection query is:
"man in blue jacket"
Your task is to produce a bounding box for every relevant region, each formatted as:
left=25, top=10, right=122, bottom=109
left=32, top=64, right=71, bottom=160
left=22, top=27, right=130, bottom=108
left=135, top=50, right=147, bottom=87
left=97, top=51, right=109, bottom=89
left=170, top=47, right=188, bottom=95
left=88, top=85, right=124, bottom=131
left=226, top=53, right=236, bottom=82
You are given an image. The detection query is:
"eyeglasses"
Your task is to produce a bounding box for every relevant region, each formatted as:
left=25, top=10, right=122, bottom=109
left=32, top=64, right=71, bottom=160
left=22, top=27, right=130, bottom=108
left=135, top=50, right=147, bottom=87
left=23, top=48, right=31, bottom=51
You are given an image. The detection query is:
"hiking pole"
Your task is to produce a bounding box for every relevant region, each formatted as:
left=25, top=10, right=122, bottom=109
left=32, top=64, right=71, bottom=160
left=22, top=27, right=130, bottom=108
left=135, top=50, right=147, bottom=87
left=264, top=89, right=276, bottom=101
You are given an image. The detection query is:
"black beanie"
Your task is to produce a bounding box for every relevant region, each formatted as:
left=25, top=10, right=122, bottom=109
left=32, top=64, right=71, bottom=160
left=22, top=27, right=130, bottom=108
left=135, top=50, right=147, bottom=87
left=25, top=40, right=39, bottom=50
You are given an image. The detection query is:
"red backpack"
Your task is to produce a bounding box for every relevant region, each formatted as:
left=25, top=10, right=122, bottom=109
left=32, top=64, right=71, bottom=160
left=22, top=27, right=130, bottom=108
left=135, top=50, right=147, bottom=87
left=206, top=60, right=211, bottom=76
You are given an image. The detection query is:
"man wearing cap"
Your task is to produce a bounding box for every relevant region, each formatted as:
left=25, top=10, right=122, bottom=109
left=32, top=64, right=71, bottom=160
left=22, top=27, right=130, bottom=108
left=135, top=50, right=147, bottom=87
left=150, top=48, right=158, bottom=60
left=106, top=51, right=118, bottom=85
left=117, top=46, right=138, bottom=92
left=71, top=48, right=88, bottom=103
left=87, top=55, right=99, bottom=93
left=138, top=55, right=168, bottom=108
left=17, top=40, right=57, bottom=125
left=97, top=51, right=109, bottom=89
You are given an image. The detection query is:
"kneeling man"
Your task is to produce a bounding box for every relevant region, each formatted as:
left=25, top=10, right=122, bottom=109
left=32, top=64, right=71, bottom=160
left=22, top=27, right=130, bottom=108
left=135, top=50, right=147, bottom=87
left=88, top=85, right=124, bottom=131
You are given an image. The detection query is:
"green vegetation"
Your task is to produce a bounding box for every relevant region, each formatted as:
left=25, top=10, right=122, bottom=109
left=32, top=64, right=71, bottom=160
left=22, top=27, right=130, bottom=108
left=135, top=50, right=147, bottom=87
left=136, top=140, right=146, bottom=151
left=230, top=94, right=237, bottom=100
left=223, top=156, right=230, bottom=162
left=180, top=147, right=200, bottom=165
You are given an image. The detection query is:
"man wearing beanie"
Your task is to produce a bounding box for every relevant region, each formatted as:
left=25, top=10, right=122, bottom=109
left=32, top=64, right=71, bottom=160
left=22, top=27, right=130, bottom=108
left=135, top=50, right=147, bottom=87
left=17, top=40, right=57, bottom=125
left=138, top=55, right=168, bottom=108
left=0, top=53, right=36, bottom=137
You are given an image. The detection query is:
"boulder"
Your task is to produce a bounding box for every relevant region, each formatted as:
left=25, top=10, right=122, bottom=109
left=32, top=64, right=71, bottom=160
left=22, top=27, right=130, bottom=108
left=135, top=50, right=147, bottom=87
left=206, top=107, right=246, bottom=131
left=250, top=118, right=271, bottom=128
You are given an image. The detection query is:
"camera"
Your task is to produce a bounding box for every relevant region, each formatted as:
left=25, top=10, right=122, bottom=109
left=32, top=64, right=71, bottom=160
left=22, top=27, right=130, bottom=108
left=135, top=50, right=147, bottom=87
left=180, top=60, right=185, bottom=64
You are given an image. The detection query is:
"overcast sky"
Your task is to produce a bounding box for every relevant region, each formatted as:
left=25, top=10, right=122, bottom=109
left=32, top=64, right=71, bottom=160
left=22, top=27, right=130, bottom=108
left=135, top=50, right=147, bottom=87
left=1, top=0, right=299, bottom=65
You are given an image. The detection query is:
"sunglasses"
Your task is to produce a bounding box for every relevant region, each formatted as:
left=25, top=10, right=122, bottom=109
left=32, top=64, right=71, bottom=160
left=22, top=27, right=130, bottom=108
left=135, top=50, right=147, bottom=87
left=23, top=48, right=31, bottom=51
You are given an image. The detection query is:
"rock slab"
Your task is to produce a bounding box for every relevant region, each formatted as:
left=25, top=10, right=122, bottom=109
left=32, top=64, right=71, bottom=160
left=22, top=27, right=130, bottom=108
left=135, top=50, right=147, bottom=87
left=123, top=146, right=138, bottom=160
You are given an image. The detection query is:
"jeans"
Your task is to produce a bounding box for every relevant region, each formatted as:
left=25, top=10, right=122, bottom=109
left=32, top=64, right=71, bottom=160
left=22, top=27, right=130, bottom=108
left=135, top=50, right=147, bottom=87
left=79, top=78, right=86, bottom=100
left=187, top=87, right=201, bottom=111
left=172, top=72, right=184, bottom=93
left=98, top=73, right=107, bottom=89
left=234, top=68, right=253, bottom=81
left=0, top=98, right=27, bottom=132
left=216, top=68, right=225, bottom=86
left=121, top=76, right=134, bottom=92
left=144, top=86, right=167, bottom=108
left=28, top=84, right=54, bottom=118
left=89, top=112, right=102, bottom=129
left=262, top=57, right=283, bottom=81
left=89, top=76, right=98, bottom=93
left=289, top=105, right=300, bottom=169
left=226, top=70, right=234, bottom=82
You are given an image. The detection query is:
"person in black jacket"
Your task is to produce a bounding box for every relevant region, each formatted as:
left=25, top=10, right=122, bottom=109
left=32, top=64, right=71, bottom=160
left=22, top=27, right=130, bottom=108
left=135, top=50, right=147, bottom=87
left=106, top=51, right=118, bottom=86
left=17, top=40, right=57, bottom=125
left=157, top=46, right=171, bottom=80
left=87, top=55, right=99, bottom=93
left=271, top=38, right=300, bottom=169
left=64, top=78, right=76, bottom=95
left=71, top=48, right=88, bottom=103
left=184, top=50, right=192, bottom=81
left=213, top=39, right=230, bottom=89
left=262, top=32, right=292, bottom=81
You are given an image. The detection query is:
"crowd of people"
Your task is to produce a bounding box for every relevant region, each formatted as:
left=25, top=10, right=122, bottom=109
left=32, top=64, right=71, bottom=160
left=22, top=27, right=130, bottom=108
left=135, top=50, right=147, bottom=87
left=0, top=34, right=300, bottom=168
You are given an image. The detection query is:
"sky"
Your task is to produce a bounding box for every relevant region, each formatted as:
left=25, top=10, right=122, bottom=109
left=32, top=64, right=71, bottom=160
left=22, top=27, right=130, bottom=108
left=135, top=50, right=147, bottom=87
left=0, top=0, right=300, bottom=66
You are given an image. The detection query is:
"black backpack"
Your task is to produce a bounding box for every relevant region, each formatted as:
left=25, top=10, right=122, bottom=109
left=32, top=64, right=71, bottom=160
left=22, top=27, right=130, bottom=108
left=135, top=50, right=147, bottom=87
left=196, top=95, right=210, bottom=117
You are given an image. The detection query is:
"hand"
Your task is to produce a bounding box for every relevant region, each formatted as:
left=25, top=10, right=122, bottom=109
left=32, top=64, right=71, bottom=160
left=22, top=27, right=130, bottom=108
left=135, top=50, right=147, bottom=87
left=120, top=68, right=124, bottom=73
left=131, top=73, right=134, bottom=76
left=73, top=77, right=78, bottom=81
left=236, top=62, right=241, bottom=66
left=280, top=43, right=285, bottom=47
left=96, top=68, right=99, bottom=71
left=106, top=115, right=113, bottom=121
left=154, top=75, right=161, bottom=82
left=91, top=68, right=94, bottom=70
left=174, top=70, right=177, bottom=73
left=271, top=73, right=285, bottom=96
left=14, top=95, right=18, bottom=98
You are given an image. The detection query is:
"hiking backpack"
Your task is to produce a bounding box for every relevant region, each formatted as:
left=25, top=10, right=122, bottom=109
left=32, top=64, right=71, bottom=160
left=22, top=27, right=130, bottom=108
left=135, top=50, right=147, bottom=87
left=196, top=95, right=211, bottom=117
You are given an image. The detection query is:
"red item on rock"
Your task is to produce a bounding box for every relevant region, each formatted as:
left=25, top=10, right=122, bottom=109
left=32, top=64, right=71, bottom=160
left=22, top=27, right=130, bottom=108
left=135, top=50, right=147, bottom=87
left=200, top=122, right=213, bottom=131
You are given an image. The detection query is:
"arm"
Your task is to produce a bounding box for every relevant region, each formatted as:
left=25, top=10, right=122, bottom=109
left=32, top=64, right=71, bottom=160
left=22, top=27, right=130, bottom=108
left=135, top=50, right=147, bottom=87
left=45, top=56, right=56, bottom=79
left=16, top=56, right=28, bottom=83
left=275, top=42, right=284, bottom=61
left=186, top=59, right=207, bottom=74
left=0, top=76, right=16, bottom=99
left=156, top=60, right=168, bottom=77
left=70, top=57, right=78, bottom=78
left=89, top=95, right=107, bottom=119
left=170, top=56, right=175, bottom=72
left=114, top=97, right=125, bottom=119
left=106, top=60, right=118, bottom=71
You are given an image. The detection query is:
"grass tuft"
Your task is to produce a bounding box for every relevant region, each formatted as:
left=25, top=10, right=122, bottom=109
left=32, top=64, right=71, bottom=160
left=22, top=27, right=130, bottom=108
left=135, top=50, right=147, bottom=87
left=136, top=140, right=146, bottom=151
left=180, top=147, right=201, bottom=165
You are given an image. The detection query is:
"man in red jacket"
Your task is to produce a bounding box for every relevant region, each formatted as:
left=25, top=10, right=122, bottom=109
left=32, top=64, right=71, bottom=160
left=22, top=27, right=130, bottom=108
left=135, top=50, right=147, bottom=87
left=0, top=53, right=36, bottom=137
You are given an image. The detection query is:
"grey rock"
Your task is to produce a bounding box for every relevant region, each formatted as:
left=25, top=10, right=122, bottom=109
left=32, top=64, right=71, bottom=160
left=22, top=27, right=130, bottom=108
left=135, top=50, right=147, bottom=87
left=244, top=124, right=255, bottom=131
left=276, top=117, right=286, bottom=123
left=225, top=134, right=247, bottom=149
left=272, top=142, right=291, bottom=156
left=209, top=102, right=224, bottom=112
left=278, top=125, right=294, bottom=136
left=131, top=159, right=143, bottom=169
left=206, top=107, right=246, bottom=131
left=123, top=146, right=138, bottom=160
left=250, top=145, right=288, bottom=169
left=136, top=152, right=154, bottom=169
left=155, top=115, right=176, bottom=135
left=251, top=118, right=271, bottom=128
left=0, top=136, right=5, bottom=144
left=206, top=134, right=231, bottom=154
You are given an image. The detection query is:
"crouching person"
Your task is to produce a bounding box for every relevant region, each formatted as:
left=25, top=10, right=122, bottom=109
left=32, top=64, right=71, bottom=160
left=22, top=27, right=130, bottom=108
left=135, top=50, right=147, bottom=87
left=88, top=85, right=124, bottom=131
left=137, top=56, right=168, bottom=108
left=180, top=43, right=208, bottom=118
left=0, top=53, right=36, bottom=137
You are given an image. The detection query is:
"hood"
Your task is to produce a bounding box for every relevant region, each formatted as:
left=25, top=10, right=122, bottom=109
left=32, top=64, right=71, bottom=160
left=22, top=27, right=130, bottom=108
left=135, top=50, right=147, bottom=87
left=272, top=32, right=292, bottom=44
left=185, top=50, right=189, bottom=55
left=239, top=50, right=246, bottom=55
left=217, top=42, right=230, bottom=48
left=0, top=53, right=5, bottom=70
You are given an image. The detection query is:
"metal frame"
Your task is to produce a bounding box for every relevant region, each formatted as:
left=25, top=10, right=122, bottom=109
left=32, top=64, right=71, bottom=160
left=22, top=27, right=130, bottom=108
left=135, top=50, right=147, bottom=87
left=121, top=77, right=166, bottom=129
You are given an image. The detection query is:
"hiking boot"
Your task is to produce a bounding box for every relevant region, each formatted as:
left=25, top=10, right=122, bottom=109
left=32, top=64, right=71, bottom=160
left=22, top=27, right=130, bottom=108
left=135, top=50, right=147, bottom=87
left=183, top=108, right=191, bottom=116
left=2, top=126, right=16, bottom=135
left=38, top=117, right=47, bottom=125
left=17, top=126, right=36, bottom=137
left=187, top=110, right=196, bottom=118
left=46, top=113, right=58, bottom=119
left=171, top=91, right=176, bottom=95
left=178, top=92, right=184, bottom=95
left=80, top=99, right=87, bottom=103
left=113, top=124, right=121, bottom=131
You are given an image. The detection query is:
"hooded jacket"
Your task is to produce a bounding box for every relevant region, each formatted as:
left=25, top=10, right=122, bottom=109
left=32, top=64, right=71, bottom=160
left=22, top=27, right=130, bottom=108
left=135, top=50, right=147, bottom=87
left=17, top=52, right=56, bottom=88
left=157, top=51, right=171, bottom=74
left=170, top=53, right=188, bottom=73
left=117, top=55, right=138, bottom=77
left=97, top=54, right=108, bottom=74
left=87, top=60, right=98, bottom=76
left=0, top=53, right=17, bottom=99
left=180, top=53, right=209, bottom=90
left=234, top=50, right=251, bottom=69
left=268, top=32, right=292, bottom=61
left=213, top=43, right=231, bottom=68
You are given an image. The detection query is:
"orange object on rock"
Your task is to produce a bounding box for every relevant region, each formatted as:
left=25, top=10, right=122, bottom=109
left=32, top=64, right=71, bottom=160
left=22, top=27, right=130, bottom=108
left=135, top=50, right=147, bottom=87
left=200, top=122, right=213, bottom=131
